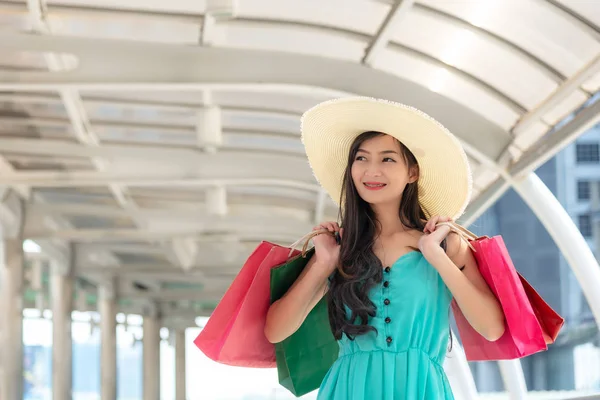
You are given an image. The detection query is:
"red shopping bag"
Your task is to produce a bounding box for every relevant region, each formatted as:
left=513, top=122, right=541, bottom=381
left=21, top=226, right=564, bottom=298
left=444, top=223, right=564, bottom=361
left=194, top=231, right=325, bottom=368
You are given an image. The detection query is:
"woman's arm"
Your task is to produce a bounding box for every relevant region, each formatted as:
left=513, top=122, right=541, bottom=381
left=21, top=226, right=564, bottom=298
left=264, top=255, right=332, bottom=344
left=421, top=220, right=506, bottom=342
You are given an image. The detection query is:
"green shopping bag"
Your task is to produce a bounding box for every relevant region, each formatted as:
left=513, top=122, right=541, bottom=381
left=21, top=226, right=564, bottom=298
left=270, top=248, right=339, bottom=397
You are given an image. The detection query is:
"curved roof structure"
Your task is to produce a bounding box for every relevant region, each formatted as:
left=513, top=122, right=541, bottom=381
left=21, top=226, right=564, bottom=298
left=1, top=0, right=599, bottom=354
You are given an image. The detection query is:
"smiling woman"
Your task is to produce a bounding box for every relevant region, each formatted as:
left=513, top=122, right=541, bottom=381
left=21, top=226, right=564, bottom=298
left=264, top=97, right=506, bottom=400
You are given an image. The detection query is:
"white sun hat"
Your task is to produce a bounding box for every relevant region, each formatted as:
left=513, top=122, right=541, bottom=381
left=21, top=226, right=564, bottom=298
left=300, top=97, right=472, bottom=220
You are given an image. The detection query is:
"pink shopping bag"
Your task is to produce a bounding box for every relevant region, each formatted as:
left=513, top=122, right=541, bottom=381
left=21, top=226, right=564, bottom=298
left=194, top=231, right=326, bottom=367
left=445, top=223, right=564, bottom=361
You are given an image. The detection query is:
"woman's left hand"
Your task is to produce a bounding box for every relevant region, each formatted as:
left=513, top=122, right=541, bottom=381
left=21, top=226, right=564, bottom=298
left=418, top=215, right=453, bottom=262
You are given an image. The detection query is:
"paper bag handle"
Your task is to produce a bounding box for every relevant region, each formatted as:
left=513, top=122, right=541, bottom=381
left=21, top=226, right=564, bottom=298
left=436, top=221, right=480, bottom=252
left=288, top=229, right=336, bottom=257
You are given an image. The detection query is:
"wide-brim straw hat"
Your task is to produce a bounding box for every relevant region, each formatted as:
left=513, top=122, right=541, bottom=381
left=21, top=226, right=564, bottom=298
left=300, top=97, right=472, bottom=220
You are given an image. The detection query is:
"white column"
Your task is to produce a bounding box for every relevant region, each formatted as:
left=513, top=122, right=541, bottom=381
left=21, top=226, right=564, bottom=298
left=143, top=309, right=161, bottom=400
left=513, top=173, right=600, bottom=326
left=175, top=329, right=186, bottom=400
left=0, top=237, right=24, bottom=400
left=51, top=264, right=73, bottom=400
left=498, top=360, right=528, bottom=400
left=99, top=283, right=117, bottom=400
left=444, top=333, right=479, bottom=399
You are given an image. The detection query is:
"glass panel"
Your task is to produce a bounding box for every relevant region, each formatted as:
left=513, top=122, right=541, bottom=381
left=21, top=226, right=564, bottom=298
left=577, top=180, right=591, bottom=201
left=578, top=214, right=592, bottom=237
left=222, top=109, right=300, bottom=135
left=554, top=0, right=600, bottom=27
left=576, top=143, right=600, bottom=163
left=239, top=0, right=386, bottom=35
left=418, top=0, right=600, bottom=77
left=218, top=20, right=366, bottom=62
left=391, top=11, right=558, bottom=109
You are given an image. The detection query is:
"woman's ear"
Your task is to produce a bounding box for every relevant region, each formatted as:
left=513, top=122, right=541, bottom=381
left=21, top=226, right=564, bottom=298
left=408, top=165, right=419, bottom=184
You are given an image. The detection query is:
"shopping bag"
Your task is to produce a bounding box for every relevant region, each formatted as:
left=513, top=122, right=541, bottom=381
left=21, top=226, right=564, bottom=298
left=193, top=230, right=330, bottom=367
left=270, top=247, right=339, bottom=397
left=443, top=222, right=564, bottom=361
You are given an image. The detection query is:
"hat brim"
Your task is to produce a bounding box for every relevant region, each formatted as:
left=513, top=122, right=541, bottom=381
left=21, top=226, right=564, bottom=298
left=300, top=97, right=472, bottom=220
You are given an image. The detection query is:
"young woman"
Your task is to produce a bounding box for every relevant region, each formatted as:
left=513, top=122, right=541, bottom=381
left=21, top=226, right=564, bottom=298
left=264, top=97, right=506, bottom=399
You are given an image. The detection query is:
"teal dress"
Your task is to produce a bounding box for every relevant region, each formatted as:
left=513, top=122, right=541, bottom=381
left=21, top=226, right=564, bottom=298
left=317, top=251, right=455, bottom=400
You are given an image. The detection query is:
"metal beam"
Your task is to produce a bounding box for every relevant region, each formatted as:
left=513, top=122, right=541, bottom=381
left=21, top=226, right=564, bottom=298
left=0, top=154, right=30, bottom=200
left=498, top=360, right=528, bottom=400
left=0, top=0, right=206, bottom=23
left=0, top=152, right=316, bottom=186
left=0, top=32, right=509, bottom=147
left=3, top=176, right=318, bottom=194
left=512, top=54, right=600, bottom=135
left=126, top=288, right=226, bottom=302
left=0, top=137, right=299, bottom=161
left=0, top=188, right=24, bottom=238
left=76, top=242, right=168, bottom=256
left=84, top=270, right=213, bottom=283
left=459, top=178, right=510, bottom=227
left=169, top=237, right=198, bottom=271
left=76, top=263, right=242, bottom=274
left=26, top=227, right=307, bottom=243
left=25, top=193, right=316, bottom=225
left=541, top=0, right=600, bottom=41
left=0, top=92, right=306, bottom=116
left=363, top=0, right=415, bottom=65
left=33, top=203, right=306, bottom=230
left=461, top=95, right=600, bottom=225
left=510, top=95, right=600, bottom=177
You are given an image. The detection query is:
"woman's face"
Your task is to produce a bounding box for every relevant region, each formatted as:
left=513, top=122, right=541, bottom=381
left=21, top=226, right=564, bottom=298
left=351, top=134, right=418, bottom=206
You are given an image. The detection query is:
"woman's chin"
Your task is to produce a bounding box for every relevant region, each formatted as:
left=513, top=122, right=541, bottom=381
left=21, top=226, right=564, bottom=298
left=359, top=193, right=398, bottom=207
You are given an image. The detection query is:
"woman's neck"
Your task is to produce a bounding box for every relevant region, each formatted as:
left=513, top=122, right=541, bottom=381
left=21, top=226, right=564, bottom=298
left=372, top=201, right=407, bottom=237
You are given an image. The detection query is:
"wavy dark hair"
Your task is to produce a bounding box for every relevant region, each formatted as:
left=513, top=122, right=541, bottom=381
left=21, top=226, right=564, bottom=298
left=327, top=131, right=450, bottom=345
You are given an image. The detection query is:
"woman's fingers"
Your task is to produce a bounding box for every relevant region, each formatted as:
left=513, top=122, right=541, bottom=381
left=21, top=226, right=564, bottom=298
left=425, top=215, right=453, bottom=233
left=314, top=221, right=340, bottom=235
left=424, top=215, right=438, bottom=233
left=323, top=221, right=340, bottom=233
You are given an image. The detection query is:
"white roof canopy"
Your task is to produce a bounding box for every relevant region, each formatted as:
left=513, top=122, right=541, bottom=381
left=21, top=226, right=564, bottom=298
left=0, top=0, right=599, bottom=321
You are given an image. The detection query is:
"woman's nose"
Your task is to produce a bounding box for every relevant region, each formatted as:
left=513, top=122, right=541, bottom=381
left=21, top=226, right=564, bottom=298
left=364, top=165, right=382, bottom=177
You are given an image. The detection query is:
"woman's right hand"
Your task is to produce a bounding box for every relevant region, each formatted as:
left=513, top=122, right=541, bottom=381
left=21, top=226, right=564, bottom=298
left=312, top=221, right=342, bottom=274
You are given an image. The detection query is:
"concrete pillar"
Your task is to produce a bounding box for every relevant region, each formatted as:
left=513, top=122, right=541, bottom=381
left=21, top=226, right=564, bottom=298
left=99, top=283, right=117, bottom=400
left=0, top=237, right=24, bottom=400
left=51, top=264, right=73, bottom=400
left=175, top=329, right=186, bottom=400
left=143, top=308, right=161, bottom=400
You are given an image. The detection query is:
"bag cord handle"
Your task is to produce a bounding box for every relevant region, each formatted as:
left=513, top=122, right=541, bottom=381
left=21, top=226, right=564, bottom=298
left=436, top=221, right=479, bottom=252
left=288, top=229, right=335, bottom=257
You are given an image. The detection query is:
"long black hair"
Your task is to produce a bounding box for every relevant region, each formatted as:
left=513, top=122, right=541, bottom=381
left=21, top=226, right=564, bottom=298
left=327, top=131, right=450, bottom=344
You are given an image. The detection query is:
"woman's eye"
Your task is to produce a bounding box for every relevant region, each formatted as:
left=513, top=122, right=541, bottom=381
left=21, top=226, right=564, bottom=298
left=383, top=157, right=396, bottom=162
left=355, top=156, right=366, bottom=161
